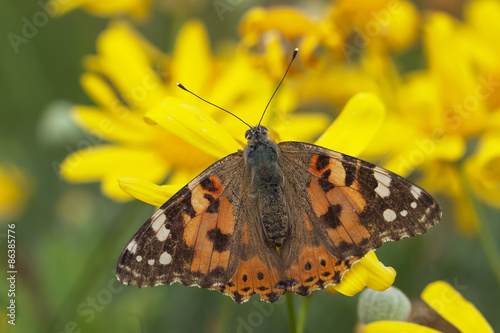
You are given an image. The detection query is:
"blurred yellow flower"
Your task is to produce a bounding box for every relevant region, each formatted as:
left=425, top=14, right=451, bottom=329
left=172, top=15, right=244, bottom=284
left=60, top=20, right=328, bottom=201
left=49, top=0, right=152, bottom=20
left=465, top=132, right=500, bottom=208
left=0, top=164, right=32, bottom=222
left=364, top=281, right=493, bottom=333
left=239, top=0, right=420, bottom=77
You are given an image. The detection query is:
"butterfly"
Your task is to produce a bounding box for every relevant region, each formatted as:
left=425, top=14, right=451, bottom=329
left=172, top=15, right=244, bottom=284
left=116, top=49, right=441, bottom=303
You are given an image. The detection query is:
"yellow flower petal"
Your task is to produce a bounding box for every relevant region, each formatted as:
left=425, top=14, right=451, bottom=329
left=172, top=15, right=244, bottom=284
left=361, top=252, right=397, bottom=291
left=145, top=97, right=242, bottom=159
left=171, top=20, right=212, bottom=95
left=385, top=0, right=420, bottom=52
left=0, top=165, right=32, bottom=222
left=72, top=106, right=155, bottom=144
left=465, top=132, right=500, bottom=207
left=365, top=321, right=441, bottom=333
left=61, top=145, right=167, bottom=201
left=421, top=281, right=493, bottom=333
left=315, top=93, right=386, bottom=156
left=466, top=0, right=500, bottom=61
left=119, top=178, right=182, bottom=206
left=329, top=252, right=395, bottom=296
left=240, top=6, right=317, bottom=40
left=80, top=72, right=127, bottom=111
left=276, top=112, right=330, bottom=142
left=96, top=22, right=165, bottom=110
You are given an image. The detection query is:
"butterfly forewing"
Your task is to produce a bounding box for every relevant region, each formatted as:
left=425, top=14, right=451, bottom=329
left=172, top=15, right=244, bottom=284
left=279, top=141, right=441, bottom=258
left=116, top=152, right=246, bottom=289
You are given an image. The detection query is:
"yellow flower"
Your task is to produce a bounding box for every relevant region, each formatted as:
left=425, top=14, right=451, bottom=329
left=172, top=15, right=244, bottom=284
left=0, top=164, right=32, bottom=222
left=239, top=0, right=420, bottom=77
left=364, top=281, right=493, bottom=333
left=465, top=132, right=500, bottom=207
left=49, top=0, right=152, bottom=20
left=60, top=20, right=328, bottom=201
left=121, top=92, right=396, bottom=296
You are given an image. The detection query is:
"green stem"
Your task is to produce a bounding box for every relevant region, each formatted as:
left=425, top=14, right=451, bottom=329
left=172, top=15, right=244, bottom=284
left=472, top=196, right=500, bottom=287
left=286, top=294, right=297, bottom=333
left=296, top=296, right=311, bottom=333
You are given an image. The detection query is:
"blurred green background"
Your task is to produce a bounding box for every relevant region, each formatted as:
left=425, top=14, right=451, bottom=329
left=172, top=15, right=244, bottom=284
left=1, top=0, right=499, bottom=332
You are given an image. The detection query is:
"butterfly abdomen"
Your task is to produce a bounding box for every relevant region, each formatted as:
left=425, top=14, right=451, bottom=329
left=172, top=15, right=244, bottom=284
left=246, top=138, right=289, bottom=247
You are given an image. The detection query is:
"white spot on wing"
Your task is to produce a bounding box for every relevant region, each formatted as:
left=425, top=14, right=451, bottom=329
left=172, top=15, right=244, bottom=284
left=411, top=186, right=422, bottom=200
left=383, top=209, right=397, bottom=222
left=374, top=172, right=391, bottom=198
left=411, top=202, right=417, bottom=209
left=127, top=240, right=138, bottom=254
left=148, top=259, right=155, bottom=265
left=159, top=252, right=172, bottom=265
left=156, top=226, right=170, bottom=241
left=375, top=183, right=390, bottom=198
left=136, top=255, right=142, bottom=262
left=374, top=171, right=391, bottom=186
left=400, top=210, right=408, bottom=217
left=151, top=213, right=167, bottom=231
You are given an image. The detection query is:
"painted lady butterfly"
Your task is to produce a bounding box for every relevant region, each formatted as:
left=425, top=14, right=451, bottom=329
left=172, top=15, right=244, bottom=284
left=116, top=49, right=441, bottom=303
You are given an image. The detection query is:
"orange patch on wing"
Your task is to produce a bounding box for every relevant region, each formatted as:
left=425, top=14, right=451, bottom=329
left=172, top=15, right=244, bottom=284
left=217, top=197, right=235, bottom=234
left=287, top=244, right=354, bottom=295
left=302, top=212, right=314, bottom=231
left=223, top=255, right=282, bottom=302
left=183, top=215, right=201, bottom=247
left=241, top=222, right=249, bottom=244
left=325, top=187, right=371, bottom=244
left=190, top=176, right=224, bottom=214
left=308, top=155, right=324, bottom=177
left=327, top=226, right=354, bottom=247
left=209, top=250, right=230, bottom=272
left=209, top=176, right=224, bottom=195
left=313, top=245, right=338, bottom=284
left=342, top=186, right=366, bottom=213
left=327, top=158, right=346, bottom=186
left=190, top=212, right=218, bottom=274
left=307, top=179, right=330, bottom=217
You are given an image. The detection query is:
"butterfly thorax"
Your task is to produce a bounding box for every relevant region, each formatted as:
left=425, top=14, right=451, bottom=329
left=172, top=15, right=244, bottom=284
left=244, top=126, right=289, bottom=247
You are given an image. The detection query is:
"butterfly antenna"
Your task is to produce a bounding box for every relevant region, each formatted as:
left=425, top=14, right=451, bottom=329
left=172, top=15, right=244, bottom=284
left=257, top=48, right=299, bottom=127
left=176, top=83, right=252, bottom=129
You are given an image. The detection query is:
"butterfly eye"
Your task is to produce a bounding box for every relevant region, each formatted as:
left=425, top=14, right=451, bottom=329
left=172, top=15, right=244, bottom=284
left=261, top=126, right=268, bottom=135
left=245, top=129, right=252, bottom=140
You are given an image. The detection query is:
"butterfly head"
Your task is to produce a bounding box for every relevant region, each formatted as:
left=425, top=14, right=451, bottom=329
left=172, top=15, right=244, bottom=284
left=245, top=126, right=269, bottom=143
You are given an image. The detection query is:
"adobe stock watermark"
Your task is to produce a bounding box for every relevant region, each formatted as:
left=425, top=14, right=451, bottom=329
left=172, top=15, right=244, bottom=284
left=393, top=73, right=500, bottom=176
left=213, top=0, right=244, bottom=21
left=7, top=0, right=72, bottom=54
left=231, top=296, right=286, bottom=333
left=340, top=0, right=403, bottom=63
left=412, top=278, right=467, bottom=328
left=56, top=270, right=124, bottom=333
left=51, top=67, right=161, bottom=182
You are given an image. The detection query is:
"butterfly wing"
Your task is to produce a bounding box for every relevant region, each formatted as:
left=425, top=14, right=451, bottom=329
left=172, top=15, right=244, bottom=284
left=277, top=141, right=441, bottom=295
left=116, top=152, right=247, bottom=289
left=116, top=150, right=285, bottom=303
